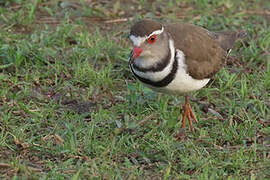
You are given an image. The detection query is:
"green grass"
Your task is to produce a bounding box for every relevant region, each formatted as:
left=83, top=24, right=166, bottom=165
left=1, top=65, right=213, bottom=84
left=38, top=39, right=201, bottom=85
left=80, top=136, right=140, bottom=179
left=0, top=0, right=269, bottom=179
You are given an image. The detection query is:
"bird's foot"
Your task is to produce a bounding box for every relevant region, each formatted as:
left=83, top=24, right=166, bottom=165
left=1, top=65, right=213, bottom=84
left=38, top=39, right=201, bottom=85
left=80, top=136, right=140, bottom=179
left=181, top=99, right=198, bottom=132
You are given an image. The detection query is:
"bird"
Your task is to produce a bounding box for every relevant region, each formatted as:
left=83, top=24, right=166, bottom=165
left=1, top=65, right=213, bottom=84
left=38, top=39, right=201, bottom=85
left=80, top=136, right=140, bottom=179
left=128, top=19, right=246, bottom=132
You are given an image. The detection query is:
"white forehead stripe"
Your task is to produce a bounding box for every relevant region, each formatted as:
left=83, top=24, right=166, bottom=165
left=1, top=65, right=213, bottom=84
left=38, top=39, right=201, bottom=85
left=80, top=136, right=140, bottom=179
left=130, top=26, right=164, bottom=46
left=147, top=27, right=164, bottom=38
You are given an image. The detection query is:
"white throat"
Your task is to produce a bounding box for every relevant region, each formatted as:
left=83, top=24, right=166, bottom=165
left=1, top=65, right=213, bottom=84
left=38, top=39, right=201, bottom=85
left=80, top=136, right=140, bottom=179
left=131, top=38, right=175, bottom=82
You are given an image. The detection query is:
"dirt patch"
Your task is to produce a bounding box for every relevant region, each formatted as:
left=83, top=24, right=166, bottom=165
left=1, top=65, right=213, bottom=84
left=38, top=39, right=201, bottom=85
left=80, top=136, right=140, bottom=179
left=63, top=99, right=97, bottom=114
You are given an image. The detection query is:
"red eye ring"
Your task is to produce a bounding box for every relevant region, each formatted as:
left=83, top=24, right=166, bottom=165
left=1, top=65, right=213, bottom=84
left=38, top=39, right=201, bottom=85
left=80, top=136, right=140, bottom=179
left=147, top=34, right=157, bottom=44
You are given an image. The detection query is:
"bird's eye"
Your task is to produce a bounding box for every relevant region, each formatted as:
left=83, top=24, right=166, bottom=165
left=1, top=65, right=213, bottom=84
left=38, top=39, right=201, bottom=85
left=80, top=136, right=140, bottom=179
left=147, top=34, right=157, bottom=44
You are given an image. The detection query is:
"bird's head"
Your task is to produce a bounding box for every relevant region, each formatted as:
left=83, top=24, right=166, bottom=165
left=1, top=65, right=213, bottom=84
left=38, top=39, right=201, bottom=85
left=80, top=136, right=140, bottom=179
left=129, top=20, right=169, bottom=68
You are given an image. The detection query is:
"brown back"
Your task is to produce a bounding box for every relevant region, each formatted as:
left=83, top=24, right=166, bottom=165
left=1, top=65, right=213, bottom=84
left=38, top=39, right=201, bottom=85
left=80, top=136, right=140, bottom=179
left=165, top=23, right=227, bottom=79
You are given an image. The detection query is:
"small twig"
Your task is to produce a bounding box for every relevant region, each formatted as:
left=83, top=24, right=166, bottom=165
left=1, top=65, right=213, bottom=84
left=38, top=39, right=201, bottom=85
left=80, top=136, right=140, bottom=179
left=244, top=10, right=270, bottom=15
left=62, top=169, right=77, bottom=174
left=0, top=162, right=43, bottom=172
left=104, top=18, right=128, bottom=23
left=8, top=5, right=22, bottom=10
left=229, top=116, right=233, bottom=126
left=36, top=20, right=60, bottom=24
left=32, top=142, right=51, bottom=150
left=28, top=166, right=43, bottom=172
left=0, top=163, right=11, bottom=168
left=138, top=113, right=157, bottom=126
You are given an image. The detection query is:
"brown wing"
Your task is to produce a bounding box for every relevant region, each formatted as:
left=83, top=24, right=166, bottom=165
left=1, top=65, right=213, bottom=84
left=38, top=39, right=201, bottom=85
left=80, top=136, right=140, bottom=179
left=165, top=23, right=227, bottom=79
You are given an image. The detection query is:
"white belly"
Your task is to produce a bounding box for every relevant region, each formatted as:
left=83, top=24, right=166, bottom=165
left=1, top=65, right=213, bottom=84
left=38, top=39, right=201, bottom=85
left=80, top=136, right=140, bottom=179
left=161, top=73, right=210, bottom=94
left=145, top=73, right=210, bottom=95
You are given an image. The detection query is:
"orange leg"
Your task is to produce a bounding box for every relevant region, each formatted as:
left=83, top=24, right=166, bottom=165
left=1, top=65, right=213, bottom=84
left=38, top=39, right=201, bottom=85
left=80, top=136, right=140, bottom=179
left=181, top=96, right=198, bottom=131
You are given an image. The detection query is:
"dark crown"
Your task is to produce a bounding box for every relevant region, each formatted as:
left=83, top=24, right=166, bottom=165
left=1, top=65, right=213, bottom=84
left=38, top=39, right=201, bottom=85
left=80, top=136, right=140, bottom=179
left=130, top=20, right=163, bottom=37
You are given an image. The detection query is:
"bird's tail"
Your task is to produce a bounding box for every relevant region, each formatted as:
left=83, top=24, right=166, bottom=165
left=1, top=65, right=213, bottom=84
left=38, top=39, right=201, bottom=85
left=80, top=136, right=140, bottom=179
left=208, top=30, right=247, bottom=53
